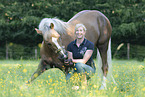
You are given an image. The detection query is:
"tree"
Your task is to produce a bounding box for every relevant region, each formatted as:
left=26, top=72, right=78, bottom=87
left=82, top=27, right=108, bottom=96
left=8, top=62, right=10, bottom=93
left=108, top=0, right=145, bottom=45
left=0, top=0, right=144, bottom=59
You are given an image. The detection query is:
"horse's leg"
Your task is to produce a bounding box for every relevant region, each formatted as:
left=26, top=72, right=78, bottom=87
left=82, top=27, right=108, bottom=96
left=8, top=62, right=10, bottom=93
left=98, top=42, right=108, bottom=90
left=26, top=59, right=50, bottom=84
left=65, top=67, right=68, bottom=74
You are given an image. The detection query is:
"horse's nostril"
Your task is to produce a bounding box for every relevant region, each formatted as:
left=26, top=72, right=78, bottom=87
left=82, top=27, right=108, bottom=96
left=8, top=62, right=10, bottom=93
left=47, top=43, right=51, bottom=45
left=46, top=41, right=51, bottom=45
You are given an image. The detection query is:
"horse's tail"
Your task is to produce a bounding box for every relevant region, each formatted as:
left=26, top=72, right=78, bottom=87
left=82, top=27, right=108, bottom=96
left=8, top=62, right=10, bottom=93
left=97, top=38, right=116, bottom=84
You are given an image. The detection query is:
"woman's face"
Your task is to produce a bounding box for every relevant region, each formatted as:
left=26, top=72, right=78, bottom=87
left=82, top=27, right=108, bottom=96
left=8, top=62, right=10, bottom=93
left=75, top=26, right=86, bottom=39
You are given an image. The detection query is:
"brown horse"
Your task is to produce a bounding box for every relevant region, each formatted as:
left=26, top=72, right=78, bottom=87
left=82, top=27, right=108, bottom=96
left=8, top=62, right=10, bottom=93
left=27, top=10, right=116, bottom=90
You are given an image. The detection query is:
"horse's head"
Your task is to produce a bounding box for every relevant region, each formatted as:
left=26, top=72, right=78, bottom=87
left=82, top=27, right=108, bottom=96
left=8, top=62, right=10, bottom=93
left=35, top=18, right=67, bottom=59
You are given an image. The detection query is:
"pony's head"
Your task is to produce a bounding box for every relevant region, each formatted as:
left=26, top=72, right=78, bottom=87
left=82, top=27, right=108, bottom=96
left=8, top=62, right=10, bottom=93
left=36, top=18, right=67, bottom=59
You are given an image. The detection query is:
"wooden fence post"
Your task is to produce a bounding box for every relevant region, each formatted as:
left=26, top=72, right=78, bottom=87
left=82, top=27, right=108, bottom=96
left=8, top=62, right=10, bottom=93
left=127, top=43, right=130, bottom=60
left=35, top=47, right=37, bottom=60
left=6, top=41, right=8, bottom=60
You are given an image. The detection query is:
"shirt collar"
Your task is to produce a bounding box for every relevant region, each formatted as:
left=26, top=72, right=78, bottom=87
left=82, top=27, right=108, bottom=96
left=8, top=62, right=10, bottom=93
left=73, top=38, right=87, bottom=45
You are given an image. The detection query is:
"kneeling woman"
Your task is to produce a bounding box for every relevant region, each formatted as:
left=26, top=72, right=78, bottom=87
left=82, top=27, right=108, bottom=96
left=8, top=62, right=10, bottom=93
left=65, top=23, right=96, bottom=88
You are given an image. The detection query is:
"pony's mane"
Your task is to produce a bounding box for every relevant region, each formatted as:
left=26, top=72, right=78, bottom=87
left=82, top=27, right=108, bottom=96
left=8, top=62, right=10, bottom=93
left=39, top=18, right=69, bottom=35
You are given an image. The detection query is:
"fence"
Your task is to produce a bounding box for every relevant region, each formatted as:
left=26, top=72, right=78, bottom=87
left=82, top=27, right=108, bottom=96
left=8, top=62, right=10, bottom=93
left=112, top=43, right=145, bottom=61
left=0, top=44, right=41, bottom=60
left=0, top=43, right=145, bottom=61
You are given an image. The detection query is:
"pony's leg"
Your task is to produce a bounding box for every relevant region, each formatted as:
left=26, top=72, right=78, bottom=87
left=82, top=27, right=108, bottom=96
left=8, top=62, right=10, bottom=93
left=26, top=59, right=50, bottom=84
left=98, top=43, right=108, bottom=77
left=98, top=42, right=108, bottom=90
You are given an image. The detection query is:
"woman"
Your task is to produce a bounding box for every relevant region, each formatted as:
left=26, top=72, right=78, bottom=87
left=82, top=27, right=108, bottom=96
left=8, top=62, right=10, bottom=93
left=65, top=23, right=96, bottom=88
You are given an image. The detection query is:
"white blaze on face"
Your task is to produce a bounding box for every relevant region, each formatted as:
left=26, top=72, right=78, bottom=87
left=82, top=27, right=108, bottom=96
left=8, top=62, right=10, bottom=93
left=52, top=37, right=66, bottom=57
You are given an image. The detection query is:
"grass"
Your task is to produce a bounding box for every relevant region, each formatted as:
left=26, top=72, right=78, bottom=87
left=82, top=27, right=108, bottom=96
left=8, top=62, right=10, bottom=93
left=0, top=59, right=145, bottom=97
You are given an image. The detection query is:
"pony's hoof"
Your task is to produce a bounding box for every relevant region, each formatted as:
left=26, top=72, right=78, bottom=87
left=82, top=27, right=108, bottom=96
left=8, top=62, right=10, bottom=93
left=20, top=84, right=28, bottom=90
left=72, top=86, right=79, bottom=90
left=99, top=85, right=107, bottom=90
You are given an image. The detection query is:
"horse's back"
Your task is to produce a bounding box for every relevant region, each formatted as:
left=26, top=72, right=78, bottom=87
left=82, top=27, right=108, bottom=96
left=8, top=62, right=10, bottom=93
left=68, top=10, right=112, bottom=45
left=68, top=10, right=109, bottom=25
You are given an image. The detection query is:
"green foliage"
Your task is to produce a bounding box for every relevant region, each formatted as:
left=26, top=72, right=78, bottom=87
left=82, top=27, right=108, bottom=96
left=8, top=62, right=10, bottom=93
left=130, top=44, right=145, bottom=61
left=8, top=43, right=24, bottom=59
left=113, top=22, right=137, bottom=39
left=0, top=0, right=144, bottom=59
left=110, top=0, right=145, bottom=45
left=1, top=0, right=144, bottom=45
left=0, top=48, right=5, bottom=59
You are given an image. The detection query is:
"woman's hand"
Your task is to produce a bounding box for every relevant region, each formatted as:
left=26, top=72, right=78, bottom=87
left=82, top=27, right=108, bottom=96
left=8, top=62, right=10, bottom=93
left=64, top=59, right=74, bottom=67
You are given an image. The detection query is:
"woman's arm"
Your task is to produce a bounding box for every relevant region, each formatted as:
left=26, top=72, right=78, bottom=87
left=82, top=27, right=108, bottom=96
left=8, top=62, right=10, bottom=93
left=67, top=50, right=93, bottom=64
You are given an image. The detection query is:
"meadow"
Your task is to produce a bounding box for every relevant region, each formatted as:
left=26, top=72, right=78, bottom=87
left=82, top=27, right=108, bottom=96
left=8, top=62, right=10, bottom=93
left=0, top=59, right=144, bottom=97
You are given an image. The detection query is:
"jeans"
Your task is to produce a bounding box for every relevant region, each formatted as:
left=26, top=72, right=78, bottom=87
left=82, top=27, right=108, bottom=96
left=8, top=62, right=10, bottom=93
left=66, top=62, right=96, bottom=80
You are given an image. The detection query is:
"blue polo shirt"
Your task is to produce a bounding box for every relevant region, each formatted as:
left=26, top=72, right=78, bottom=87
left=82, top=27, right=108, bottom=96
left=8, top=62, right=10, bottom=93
left=67, top=38, right=95, bottom=68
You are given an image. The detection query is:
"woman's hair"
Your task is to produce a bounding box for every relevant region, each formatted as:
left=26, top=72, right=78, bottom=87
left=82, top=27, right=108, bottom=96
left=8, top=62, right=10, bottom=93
left=75, top=23, right=87, bottom=32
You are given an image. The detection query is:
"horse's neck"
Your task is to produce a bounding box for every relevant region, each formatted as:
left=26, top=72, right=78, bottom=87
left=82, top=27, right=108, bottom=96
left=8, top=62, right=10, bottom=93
left=66, top=24, right=73, bottom=33
left=59, top=23, right=75, bottom=48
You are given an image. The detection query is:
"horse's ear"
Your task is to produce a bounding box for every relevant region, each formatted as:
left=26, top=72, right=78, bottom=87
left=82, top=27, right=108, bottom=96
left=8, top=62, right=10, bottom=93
left=50, top=23, right=54, bottom=29
left=35, top=28, right=42, bottom=35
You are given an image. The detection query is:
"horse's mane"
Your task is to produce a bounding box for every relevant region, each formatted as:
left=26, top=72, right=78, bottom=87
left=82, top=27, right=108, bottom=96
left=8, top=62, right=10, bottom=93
left=39, top=18, right=69, bottom=35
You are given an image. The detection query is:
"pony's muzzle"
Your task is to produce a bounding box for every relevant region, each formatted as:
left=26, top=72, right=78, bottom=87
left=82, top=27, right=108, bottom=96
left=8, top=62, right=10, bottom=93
left=59, top=51, right=67, bottom=59
left=59, top=49, right=68, bottom=61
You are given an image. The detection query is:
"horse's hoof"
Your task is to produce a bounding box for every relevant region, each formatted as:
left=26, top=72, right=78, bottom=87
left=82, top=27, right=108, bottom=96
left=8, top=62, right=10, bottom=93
left=99, top=85, right=107, bottom=90
left=20, top=84, right=28, bottom=90
left=72, top=86, right=79, bottom=90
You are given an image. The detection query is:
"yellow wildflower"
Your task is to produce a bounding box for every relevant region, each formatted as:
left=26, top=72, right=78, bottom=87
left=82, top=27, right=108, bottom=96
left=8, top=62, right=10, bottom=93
left=34, top=73, right=38, bottom=78
left=114, top=74, right=118, bottom=78
left=142, top=87, right=145, bottom=91
left=9, top=42, right=13, bottom=46
left=89, top=91, right=93, bottom=96
left=23, top=69, right=27, bottom=73
left=8, top=71, right=10, bottom=74
left=93, top=85, right=97, bottom=88
left=81, top=85, right=86, bottom=90
left=50, top=90, right=54, bottom=94
left=49, top=79, right=52, bottom=83
left=39, top=85, right=41, bottom=87
left=48, top=75, right=50, bottom=78
left=113, top=86, right=117, bottom=93
left=10, top=81, right=12, bottom=84
left=125, top=95, right=133, bottom=97
left=38, top=43, right=42, bottom=48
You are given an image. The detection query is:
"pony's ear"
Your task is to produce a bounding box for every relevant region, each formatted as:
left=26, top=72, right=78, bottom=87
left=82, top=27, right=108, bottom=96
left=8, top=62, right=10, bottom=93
left=35, top=28, right=42, bottom=35
left=50, top=23, right=54, bottom=29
